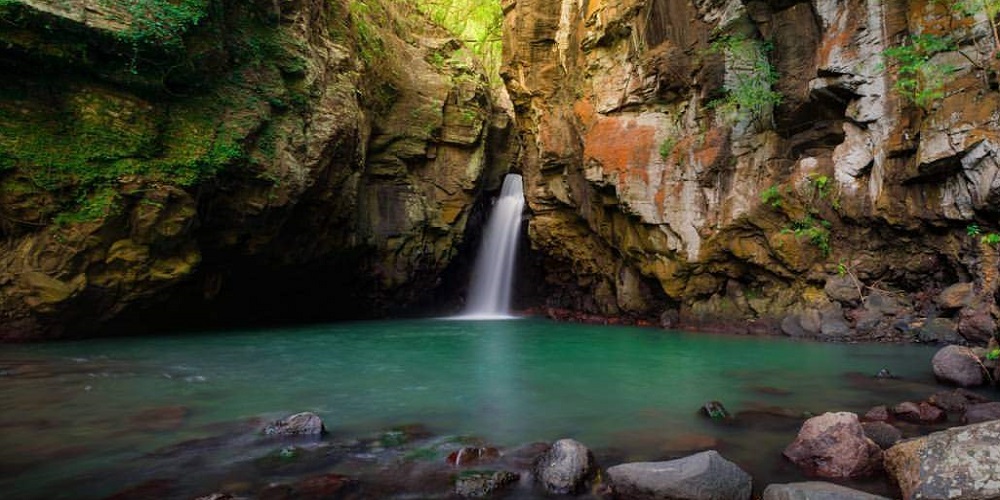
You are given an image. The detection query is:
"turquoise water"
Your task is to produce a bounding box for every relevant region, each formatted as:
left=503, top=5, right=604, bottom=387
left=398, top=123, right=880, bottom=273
left=0, top=319, right=943, bottom=498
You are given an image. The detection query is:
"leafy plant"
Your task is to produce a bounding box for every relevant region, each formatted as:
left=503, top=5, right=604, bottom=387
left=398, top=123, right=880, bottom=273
left=783, top=215, right=832, bottom=256
left=968, top=223, right=982, bottom=237
left=761, top=184, right=783, bottom=208
left=983, top=233, right=1000, bottom=246
left=882, top=34, right=958, bottom=110
left=408, top=0, right=503, bottom=87
left=707, top=34, right=782, bottom=127
left=659, top=137, right=678, bottom=160
left=988, top=348, right=1000, bottom=361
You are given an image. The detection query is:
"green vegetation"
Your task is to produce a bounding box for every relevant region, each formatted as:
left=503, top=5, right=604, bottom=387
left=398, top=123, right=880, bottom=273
left=707, top=34, right=782, bottom=127
left=784, top=215, right=832, bottom=257
left=760, top=184, right=783, bottom=208
left=967, top=223, right=982, bottom=237
left=882, top=34, right=958, bottom=110
left=348, top=1, right=385, bottom=66
left=407, top=0, right=503, bottom=86
left=983, top=232, right=1000, bottom=246
left=659, top=137, right=677, bottom=160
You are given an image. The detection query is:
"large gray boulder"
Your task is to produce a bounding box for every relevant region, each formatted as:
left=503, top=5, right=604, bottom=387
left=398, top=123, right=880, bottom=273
left=783, top=412, right=882, bottom=478
left=932, top=345, right=985, bottom=387
left=533, top=438, right=595, bottom=495
left=885, top=420, right=1000, bottom=500
left=606, top=450, right=752, bottom=500
left=762, top=481, right=890, bottom=499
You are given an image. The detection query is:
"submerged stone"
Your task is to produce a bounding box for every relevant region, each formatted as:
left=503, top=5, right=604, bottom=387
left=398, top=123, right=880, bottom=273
left=699, top=401, right=732, bottom=420
left=262, top=412, right=325, bottom=436
left=454, top=470, right=519, bottom=498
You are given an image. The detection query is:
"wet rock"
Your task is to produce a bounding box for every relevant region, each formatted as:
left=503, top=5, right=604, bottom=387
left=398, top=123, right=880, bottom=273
left=734, top=408, right=807, bottom=432
left=825, top=276, right=861, bottom=303
left=937, top=283, right=975, bottom=309
left=885, top=420, right=1000, bottom=500
left=782, top=310, right=822, bottom=338
left=861, top=422, right=902, bottom=450
left=783, top=412, right=882, bottom=478
left=874, top=368, right=897, bottom=379
left=129, top=406, right=190, bottom=432
left=293, top=474, right=357, bottom=499
left=662, top=433, right=721, bottom=454
left=819, top=304, right=852, bottom=339
left=606, top=450, right=752, bottom=500
left=862, top=406, right=889, bottom=422
left=932, top=345, right=985, bottom=387
left=929, top=388, right=991, bottom=413
left=699, top=401, right=732, bottom=419
left=762, top=481, right=891, bottom=499
left=194, top=494, right=240, bottom=500
left=533, top=438, right=595, bottom=495
left=916, top=318, right=963, bottom=344
left=891, top=402, right=946, bottom=425
left=958, top=306, right=997, bottom=344
left=963, top=402, right=1000, bottom=424
left=447, top=446, right=501, bottom=466
left=262, top=412, right=325, bottom=436
left=454, top=470, right=519, bottom=498
left=863, top=292, right=907, bottom=316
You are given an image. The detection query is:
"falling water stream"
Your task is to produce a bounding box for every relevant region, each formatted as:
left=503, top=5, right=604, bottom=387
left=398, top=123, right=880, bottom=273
left=460, top=173, right=524, bottom=319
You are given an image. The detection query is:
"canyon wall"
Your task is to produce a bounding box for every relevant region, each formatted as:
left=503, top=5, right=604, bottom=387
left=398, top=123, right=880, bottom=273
left=0, top=0, right=507, bottom=338
left=504, top=0, right=1000, bottom=342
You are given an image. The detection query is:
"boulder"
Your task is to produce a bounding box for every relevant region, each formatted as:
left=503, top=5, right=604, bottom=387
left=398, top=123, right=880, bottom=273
left=937, top=283, right=975, bottom=309
left=262, top=412, right=325, bottom=436
left=606, top=450, right=752, bottom=500
left=932, top=345, right=985, bottom=387
left=891, top=402, right=946, bottom=425
left=782, top=310, right=822, bottom=338
left=454, top=470, right=519, bottom=498
left=885, top=420, right=1000, bottom=500
left=929, top=388, right=991, bottom=413
left=958, top=306, right=997, bottom=344
left=861, top=422, right=902, bottom=449
left=533, top=438, right=595, bottom=495
left=916, top=318, right=962, bottom=344
left=825, top=276, right=861, bottom=303
left=861, top=406, right=889, bottom=422
left=819, top=304, right=852, bottom=339
left=762, top=481, right=891, bottom=499
left=963, top=402, right=1000, bottom=424
left=782, top=412, right=882, bottom=478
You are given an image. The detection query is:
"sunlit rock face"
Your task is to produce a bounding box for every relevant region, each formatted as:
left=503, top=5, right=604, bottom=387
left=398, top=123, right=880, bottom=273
left=503, top=0, right=1000, bottom=335
left=0, top=0, right=507, bottom=338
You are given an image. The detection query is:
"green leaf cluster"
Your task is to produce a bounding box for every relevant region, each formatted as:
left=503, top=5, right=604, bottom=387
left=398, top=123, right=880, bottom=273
left=882, top=34, right=957, bottom=110
left=784, top=215, right=832, bottom=256
left=708, top=34, right=782, bottom=127
left=406, top=0, right=503, bottom=86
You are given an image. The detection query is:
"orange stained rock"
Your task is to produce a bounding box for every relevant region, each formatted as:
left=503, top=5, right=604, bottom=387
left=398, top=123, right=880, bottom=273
left=584, top=117, right=656, bottom=184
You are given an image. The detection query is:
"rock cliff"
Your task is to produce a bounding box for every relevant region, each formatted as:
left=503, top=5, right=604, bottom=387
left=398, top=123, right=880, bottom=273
left=503, top=0, right=1000, bottom=340
left=0, top=0, right=506, bottom=338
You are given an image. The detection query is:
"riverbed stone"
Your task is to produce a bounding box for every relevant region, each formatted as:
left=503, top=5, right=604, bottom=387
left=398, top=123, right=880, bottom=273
left=762, top=481, right=891, bottom=499
left=699, top=401, right=732, bottom=419
left=262, top=412, right=325, bottom=436
left=958, top=306, right=997, bottom=344
left=783, top=412, right=882, bottom=478
left=819, top=304, right=852, bottom=339
left=825, top=276, right=861, bottom=303
left=917, top=318, right=963, bottom=344
left=891, top=401, right=946, bottom=425
left=932, top=345, right=985, bottom=387
left=447, top=446, right=501, bottom=466
left=929, top=388, right=992, bottom=412
left=606, top=450, right=752, bottom=500
left=454, top=470, right=519, bottom=498
left=861, top=422, right=902, bottom=450
left=963, top=402, right=1000, bottom=424
left=533, top=438, right=595, bottom=495
left=862, top=406, right=889, bottom=422
left=885, top=420, right=1000, bottom=500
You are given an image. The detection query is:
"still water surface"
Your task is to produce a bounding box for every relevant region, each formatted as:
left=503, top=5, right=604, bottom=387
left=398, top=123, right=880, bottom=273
left=0, top=318, right=943, bottom=498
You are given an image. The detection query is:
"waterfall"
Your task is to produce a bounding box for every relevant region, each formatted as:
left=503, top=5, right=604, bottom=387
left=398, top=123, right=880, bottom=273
left=460, top=173, right=525, bottom=319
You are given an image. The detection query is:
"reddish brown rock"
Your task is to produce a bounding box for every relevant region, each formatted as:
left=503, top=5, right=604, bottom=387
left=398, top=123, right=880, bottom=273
left=891, top=402, right=946, bottom=425
left=862, top=405, right=890, bottom=422
left=783, top=412, right=882, bottom=478
left=932, top=345, right=986, bottom=387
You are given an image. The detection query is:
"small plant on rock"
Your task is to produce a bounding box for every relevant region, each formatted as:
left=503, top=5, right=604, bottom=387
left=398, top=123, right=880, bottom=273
left=760, top=184, right=783, bottom=208
left=982, top=232, right=1000, bottom=246
left=882, top=34, right=958, bottom=111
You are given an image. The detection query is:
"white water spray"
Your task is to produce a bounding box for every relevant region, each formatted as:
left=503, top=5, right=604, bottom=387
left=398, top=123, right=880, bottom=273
left=460, top=173, right=525, bottom=319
